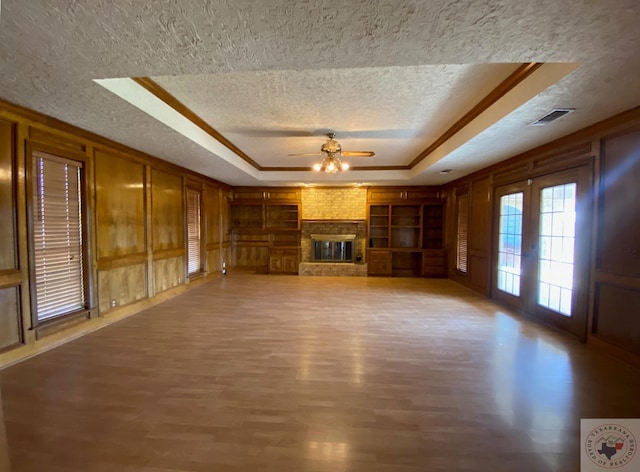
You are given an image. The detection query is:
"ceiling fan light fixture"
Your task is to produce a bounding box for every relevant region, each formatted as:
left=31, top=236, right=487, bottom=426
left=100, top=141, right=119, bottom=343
left=312, top=153, right=350, bottom=173
left=299, top=133, right=373, bottom=173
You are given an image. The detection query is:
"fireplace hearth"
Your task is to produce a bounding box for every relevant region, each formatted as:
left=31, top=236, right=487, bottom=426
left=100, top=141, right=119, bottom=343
left=299, top=220, right=368, bottom=276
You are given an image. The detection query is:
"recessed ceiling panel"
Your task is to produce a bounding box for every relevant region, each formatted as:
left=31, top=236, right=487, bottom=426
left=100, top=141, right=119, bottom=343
left=152, top=64, right=521, bottom=168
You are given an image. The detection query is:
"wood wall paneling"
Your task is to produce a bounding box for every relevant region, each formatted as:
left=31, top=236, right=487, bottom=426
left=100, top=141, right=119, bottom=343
left=469, top=178, right=492, bottom=253
left=221, top=242, right=232, bottom=269
left=95, top=151, right=146, bottom=259
left=98, top=264, right=147, bottom=313
left=207, top=249, right=221, bottom=275
left=29, top=126, right=87, bottom=154
left=0, top=98, right=230, bottom=366
left=153, top=256, right=184, bottom=294
left=0, top=120, right=16, bottom=271
left=599, top=131, right=640, bottom=277
left=205, top=185, right=221, bottom=244
left=467, top=178, right=492, bottom=293
left=151, top=169, right=184, bottom=252
left=469, top=255, right=490, bottom=292
left=595, top=283, right=640, bottom=356
left=0, top=389, right=9, bottom=472
left=222, top=192, right=232, bottom=243
left=0, top=286, right=21, bottom=351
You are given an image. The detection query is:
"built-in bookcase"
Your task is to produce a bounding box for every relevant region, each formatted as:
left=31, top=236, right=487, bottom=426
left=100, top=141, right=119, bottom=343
left=422, top=204, right=443, bottom=249
left=266, top=204, right=299, bottom=229
left=390, top=205, right=421, bottom=249
left=369, top=205, right=390, bottom=248
left=231, top=204, right=263, bottom=229
left=231, top=192, right=301, bottom=273
left=367, top=200, right=445, bottom=277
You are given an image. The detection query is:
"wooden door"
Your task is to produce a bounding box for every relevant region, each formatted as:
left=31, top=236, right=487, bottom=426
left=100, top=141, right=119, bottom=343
left=492, top=167, right=591, bottom=340
left=527, top=168, right=591, bottom=340
left=492, top=181, right=531, bottom=311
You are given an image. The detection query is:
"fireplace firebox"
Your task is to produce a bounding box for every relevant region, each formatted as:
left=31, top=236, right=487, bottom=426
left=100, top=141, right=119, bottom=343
left=311, top=234, right=355, bottom=262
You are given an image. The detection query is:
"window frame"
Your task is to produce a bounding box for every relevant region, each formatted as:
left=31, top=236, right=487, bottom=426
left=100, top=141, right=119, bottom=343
left=26, top=144, right=93, bottom=330
left=185, top=185, right=203, bottom=278
left=455, top=193, right=469, bottom=274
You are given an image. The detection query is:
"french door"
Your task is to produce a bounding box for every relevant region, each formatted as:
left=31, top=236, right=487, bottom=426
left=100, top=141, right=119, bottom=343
left=492, top=167, right=591, bottom=340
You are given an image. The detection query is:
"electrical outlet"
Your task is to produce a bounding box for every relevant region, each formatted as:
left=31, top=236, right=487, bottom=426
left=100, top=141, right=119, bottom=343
left=110, top=299, right=117, bottom=308
left=178, top=277, right=182, bottom=284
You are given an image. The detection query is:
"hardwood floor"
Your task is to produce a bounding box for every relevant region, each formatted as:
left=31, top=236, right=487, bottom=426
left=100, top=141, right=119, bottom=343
left=1, top=275, right=640, bottom=472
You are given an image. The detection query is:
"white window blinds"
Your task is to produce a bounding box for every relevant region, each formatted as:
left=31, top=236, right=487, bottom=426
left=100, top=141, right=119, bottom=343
left=186, top=188, right=201, bottom=275
left=32, top=152, right=85, bottom=321
left=456, top=194, right=469, bottom=273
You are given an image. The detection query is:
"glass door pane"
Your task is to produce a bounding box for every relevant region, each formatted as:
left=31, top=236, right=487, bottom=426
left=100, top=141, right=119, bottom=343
left=497, top=193, right=524, bottom=296
left=537, top=183, right=576, bottom=316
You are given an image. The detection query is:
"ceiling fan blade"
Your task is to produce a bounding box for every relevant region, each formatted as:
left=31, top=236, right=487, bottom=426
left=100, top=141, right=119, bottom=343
left=341, top=151, right=375, bottom=157
left=288, top=152, right=324, bottom=157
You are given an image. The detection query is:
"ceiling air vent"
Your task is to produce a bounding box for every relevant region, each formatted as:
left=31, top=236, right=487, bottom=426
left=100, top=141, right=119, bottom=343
left=530, top=108, right=575, bottom=126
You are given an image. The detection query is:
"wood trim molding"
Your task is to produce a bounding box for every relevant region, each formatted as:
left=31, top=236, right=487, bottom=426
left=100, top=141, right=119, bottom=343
left=446, top=105, right=640, bottom=190
left=97, top=253, right=148, bottom=271
left=152, top=248, right=186, bottom=261
left=259, top=165, right=412, bottom=172
left=0, top=97, right=231, bottom=191
left=0, top=271, right=22, bottom=289
left=132, top=77, right=262, bottom=171
left=259, top=166, right=312, bottom=172
left=28, top=126, right=87, bottom=153
left=594, top=271, right=640, bottom=291
left=409, top=63, right=543, bottom=168
left=135, top=65, right=543, bottom=174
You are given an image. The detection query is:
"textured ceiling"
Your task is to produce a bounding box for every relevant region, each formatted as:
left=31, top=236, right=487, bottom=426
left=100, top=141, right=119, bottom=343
left=1, top=0, right=640, bottom=186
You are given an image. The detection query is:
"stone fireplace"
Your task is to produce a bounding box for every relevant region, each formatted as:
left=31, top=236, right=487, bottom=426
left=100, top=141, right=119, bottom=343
left=299, top=220, right=367, bottom=276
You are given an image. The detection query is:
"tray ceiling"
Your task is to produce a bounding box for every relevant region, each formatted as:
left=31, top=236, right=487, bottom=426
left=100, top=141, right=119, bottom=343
left=1, top=1, right=640, bottom=186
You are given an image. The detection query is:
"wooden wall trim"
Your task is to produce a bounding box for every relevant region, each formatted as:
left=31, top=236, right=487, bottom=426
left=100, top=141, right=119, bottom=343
left=97, top=253, right=148, bottom=271
left=446, top=105, right=640, bottom=190
left=587, top=335, right=640, bottom=369
left=0, top=272, right=22, bottom=289
left=132, top=77, right=261, bottom=171
left=593, top=270, right=640, bottom=292
left=153, top=248, right=186, bottom=261
left=28, top=126, right=86, bottom=153
left=410, top=63, right=543, bottom=168
left=0, top=97, right=231, bottom=191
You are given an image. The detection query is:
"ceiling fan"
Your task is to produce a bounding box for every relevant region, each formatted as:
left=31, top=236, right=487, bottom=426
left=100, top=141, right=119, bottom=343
left=288, top=133, right=375, bottom=172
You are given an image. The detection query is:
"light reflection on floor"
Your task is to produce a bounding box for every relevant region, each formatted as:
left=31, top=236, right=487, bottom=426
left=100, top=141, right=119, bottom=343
left=492, top=311, right=573, bottom=470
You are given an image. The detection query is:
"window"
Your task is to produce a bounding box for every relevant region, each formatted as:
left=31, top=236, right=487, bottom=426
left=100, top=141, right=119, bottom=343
left=32, top=152, right=85, bottom=321
left=186, top=188, right=202, bottom=275
left=497, top=193, right=524, bottom=296
left=537, top=183, right=576, bottom=316
left=456, top=194, right=469, bottom=273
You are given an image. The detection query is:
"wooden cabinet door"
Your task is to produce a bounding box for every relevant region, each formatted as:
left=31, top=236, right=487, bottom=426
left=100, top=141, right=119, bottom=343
left=405, top=188, right=440, bottom=201
left=269, top=252, right=283, bottom=272
left=283, top=252, right=299, bottom=272
left=265, top=189, right=300, bottom=202
left=422, top=249, right=446, bottom=277
left=368, top=188, right=404, bottom=202
left=233, top=189, right=266, bottom=201
left=367, top=250, right=392, bottom=275
left=368, top=187, right=440, bottom=202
